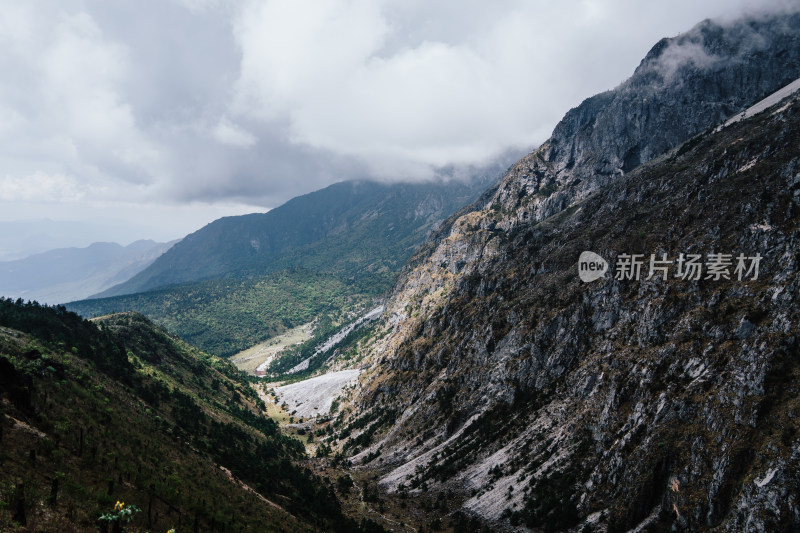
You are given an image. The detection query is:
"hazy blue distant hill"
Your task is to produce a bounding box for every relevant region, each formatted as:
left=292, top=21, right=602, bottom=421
left=0, top=219, right=163, bottom=262
left=0, top=240, right=174, bottom=304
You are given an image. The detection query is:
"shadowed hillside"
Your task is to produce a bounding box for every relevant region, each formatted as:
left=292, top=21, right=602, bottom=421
left=0, top=299, right=383, bottom=532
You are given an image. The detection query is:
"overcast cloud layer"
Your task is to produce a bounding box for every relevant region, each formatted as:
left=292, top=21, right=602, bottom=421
left=0, top=0, right=797, bottom=253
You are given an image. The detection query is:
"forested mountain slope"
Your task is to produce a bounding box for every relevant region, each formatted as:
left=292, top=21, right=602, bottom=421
left=68, top=178, right=501, bottom=356
left=97, top=179, right=498, bottom=298
left=0, top=299, right=380, bottom=531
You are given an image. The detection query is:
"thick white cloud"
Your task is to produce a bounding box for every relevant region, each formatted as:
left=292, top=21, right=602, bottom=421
left=233, top=0, right=389, bottom=122
left=0, top=1, right=166, bottom=231
left=212, top=117, right=258, bottom=147
left=0, top=171, right=88, bottom=202
left=42, top=13, right=161, bottom=180
left=0, top=0, right=796, bottom=251
left=228, top=0, right=796, bottom=177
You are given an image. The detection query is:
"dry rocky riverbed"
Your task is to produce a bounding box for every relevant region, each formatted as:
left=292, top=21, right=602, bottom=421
left=253, top=371, right=469, bottom=532
left=273, top=369, right=361, bottom=419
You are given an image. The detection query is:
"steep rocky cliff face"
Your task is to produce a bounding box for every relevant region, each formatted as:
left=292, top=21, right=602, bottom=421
left=339, top=13, right=800, bottom=532
left=487, top=12, right=800, bottom=232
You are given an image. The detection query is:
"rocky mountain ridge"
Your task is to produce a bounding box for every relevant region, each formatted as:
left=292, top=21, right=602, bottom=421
left=485, top=12, right=800, bottom=233
left=336, top=12, right=800, bottom=532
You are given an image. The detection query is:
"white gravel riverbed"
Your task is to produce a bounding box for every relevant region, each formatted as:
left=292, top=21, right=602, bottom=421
left=274, top=369, right=360, bottom=419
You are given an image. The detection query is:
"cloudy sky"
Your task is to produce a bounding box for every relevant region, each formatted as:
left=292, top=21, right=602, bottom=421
left=0, top=0, right=795, bottom=256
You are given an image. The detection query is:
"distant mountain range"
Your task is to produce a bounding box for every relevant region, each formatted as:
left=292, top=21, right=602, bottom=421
left=0, top=219, right=166, bottom=262
left=0, top=240, right=175, bottom=304
left=94, top=178, right=502, bottom=298
left=67, top=176, right=504, bottom=356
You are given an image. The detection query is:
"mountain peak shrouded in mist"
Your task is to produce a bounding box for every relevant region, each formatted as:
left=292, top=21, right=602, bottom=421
left=547, top=11, right=800, bottom=179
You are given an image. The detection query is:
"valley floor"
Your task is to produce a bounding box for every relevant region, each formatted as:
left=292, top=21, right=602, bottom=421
left=255, top=379, right=484, bottom=533
left=229, top=322, right=314, bottom=374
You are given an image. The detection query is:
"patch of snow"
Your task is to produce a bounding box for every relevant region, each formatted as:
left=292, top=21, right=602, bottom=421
left=655, top=392, right=669, bottom=417
left=738, top=158, right=758, bottom=173
left=771, top=286, right=785, bottom=301
left=685, top=357, right=707, bottom=379
left=585, top=510, right=606, bottom=525
left=749, top=223, right=773, bottom=232
left=629, top=507, right=661, bottom=532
